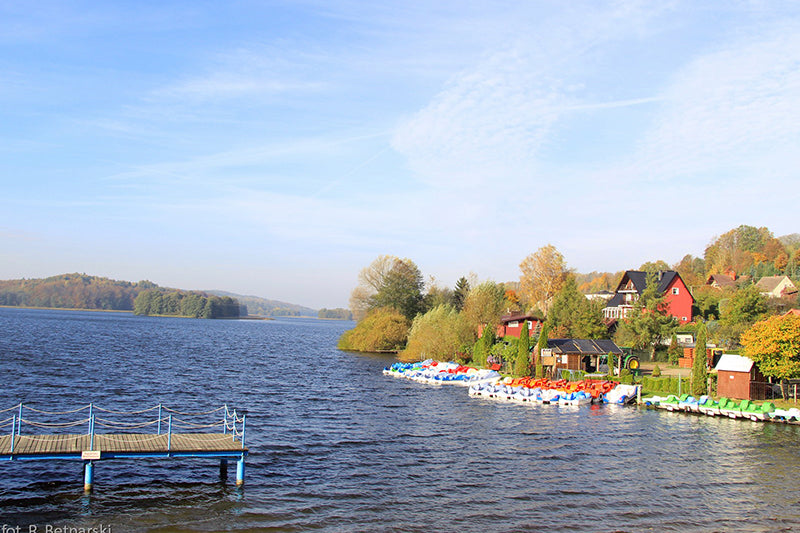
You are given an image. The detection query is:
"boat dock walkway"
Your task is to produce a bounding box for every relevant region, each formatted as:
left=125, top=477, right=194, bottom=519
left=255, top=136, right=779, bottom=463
left=0, top=403, right=248, bottom=491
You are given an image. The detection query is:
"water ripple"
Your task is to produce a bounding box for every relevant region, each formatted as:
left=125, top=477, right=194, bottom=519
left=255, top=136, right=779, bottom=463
left=2, top=309, right=800, bottom=532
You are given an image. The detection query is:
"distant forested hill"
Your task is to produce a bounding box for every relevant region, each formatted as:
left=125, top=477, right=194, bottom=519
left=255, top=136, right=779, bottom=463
left=0, top=273, right=241, bottom=319
left=0, top=273, right=145, bottom=310
left=209, top=291, right=317, bottom=317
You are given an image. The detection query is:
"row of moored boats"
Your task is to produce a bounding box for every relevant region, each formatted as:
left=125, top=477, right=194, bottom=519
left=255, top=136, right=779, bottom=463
left=383, top=360, right=640, bottom=406
left=642, top=394, right=800, bottom=423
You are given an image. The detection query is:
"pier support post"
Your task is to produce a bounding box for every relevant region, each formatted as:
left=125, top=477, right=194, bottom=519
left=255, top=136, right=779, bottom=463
left=220, top=459, right=228, bottom=480
left=84, top=461, right=94, bottom=492
left=236, top=456, right=245, bottom=486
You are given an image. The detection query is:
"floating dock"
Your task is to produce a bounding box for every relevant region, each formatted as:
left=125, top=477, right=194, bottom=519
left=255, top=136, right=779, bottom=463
left=0, top=403, right=248, bottom=491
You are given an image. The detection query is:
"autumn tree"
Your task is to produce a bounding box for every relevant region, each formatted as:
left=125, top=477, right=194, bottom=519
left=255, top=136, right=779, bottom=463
left=741, top=314, right=800, bottom=397
left=705, top=225, right=786, bottom=277
left=673, top=254, right=706, bottom=289
left=349, top=255, right=398, bottom=320
left=639, top=260, right=670, bottom=274
left=519, top=245, right=568, bottom=314
left=691, top=322, right=708, bottom=396
left=462, top=281, right=506, bottom=335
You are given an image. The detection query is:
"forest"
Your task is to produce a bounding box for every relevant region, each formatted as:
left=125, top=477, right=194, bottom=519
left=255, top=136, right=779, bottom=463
left=0, top=274, right=145, bottom=310
left=0, top=273, right=242, bottom=319
left=133, top=289, right=242, bottom=319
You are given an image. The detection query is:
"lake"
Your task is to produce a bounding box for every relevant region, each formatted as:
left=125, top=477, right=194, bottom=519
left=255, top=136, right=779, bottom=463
left=1, top=308, right=799, bottom=532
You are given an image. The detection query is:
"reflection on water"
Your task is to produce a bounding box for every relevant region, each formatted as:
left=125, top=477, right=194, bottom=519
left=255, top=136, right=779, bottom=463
left=2, top=308, right=800, bottom=532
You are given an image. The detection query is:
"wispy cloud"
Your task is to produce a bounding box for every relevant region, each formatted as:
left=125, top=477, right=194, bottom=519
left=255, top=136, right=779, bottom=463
left=632, top=25, right=800, bottom=184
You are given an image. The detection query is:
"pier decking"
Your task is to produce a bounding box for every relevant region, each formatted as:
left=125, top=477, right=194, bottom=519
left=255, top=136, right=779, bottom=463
left=0, top=432, right=245, bottom=457
left=0, top=403, right=248, bottom=491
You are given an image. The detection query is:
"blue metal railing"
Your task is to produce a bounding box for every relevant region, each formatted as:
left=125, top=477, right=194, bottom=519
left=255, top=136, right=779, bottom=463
left=2, top=403, right=247, bottom=452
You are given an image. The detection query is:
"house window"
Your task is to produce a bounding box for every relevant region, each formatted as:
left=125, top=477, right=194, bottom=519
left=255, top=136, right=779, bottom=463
left=508, top=321, right=518, bottom=328
left=682, top=317, right=687, bottom=322
left=672, top=287, right=679, bottom=295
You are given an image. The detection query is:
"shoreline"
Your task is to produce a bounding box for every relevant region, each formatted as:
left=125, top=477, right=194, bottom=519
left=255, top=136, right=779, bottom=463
left=0, top=305, right=133, bottom=314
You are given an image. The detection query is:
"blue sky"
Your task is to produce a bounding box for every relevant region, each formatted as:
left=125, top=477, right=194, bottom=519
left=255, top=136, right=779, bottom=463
left=2, top=1, right=800, bottom=309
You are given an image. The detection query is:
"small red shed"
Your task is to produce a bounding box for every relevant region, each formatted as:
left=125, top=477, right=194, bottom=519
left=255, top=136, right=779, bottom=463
left=715, top=354, right=766, bottom=400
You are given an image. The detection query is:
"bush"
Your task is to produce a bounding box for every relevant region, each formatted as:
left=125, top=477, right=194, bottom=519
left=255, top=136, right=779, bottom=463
left=641, top=375, right=691, bottom=396
left=652, top=364, right=661, bottom=378
left=401, top=304, right=474, bottom=362
left=337, top=307, right=409, bottom=352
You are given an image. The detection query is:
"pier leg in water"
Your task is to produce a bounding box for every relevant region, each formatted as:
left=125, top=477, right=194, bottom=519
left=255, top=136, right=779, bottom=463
left=236, top=456, right=245, bottom=486
left=83, top=461, right=94, bottom=492
left=220, top=459, right=228, bottom=480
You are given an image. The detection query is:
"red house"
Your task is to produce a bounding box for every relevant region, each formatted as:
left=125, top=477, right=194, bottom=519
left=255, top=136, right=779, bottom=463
left=603, top=270, right=694, bottom=324
left=497, top=313, right=543, bottom=338
left=478, top=313, right=543, bottom=339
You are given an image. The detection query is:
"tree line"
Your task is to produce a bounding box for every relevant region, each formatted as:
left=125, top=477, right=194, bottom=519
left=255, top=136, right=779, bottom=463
left=133, top=290, right=242, bottom=319
left=0, top=273, right=147, bottom=310
left=338, top=225, right=800, bottom=384
left=318, top=308, right=353, bottom=320
left=0, top=273, right=242, bottom=319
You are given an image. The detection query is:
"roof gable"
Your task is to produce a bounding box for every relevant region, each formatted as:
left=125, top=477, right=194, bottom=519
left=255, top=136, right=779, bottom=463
left=755, top=276, right=796, bottom=294
left=612, top=270, right=685, bottom=296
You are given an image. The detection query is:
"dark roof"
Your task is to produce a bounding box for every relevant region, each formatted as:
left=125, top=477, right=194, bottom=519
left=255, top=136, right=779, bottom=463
left=546, top=338, right=623, bottom=356
left=500, top=313, right=543, bottom=324
left=606, top=270, right=682, bottom=307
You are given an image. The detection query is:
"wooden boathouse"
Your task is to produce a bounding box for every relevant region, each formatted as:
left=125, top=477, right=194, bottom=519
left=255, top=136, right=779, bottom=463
left=0, top=403, right=248, bottom=491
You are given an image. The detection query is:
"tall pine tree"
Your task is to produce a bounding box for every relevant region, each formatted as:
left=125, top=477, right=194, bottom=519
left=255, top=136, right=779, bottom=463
left=691, top=322, right=708, bottom=396
left=535, top=323, right=549, bottom=378
left=514, top=321, right=531, bottom=377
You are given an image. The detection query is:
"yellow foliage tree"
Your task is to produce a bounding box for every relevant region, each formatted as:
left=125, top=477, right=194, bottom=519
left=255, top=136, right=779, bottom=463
left=519, top=244, right=568, bottom=314
left=741, top=314, right=800, bottom=382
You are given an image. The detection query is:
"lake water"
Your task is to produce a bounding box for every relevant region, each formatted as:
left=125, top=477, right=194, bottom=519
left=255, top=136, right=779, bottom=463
left=1, top=308, right=799, bottom=532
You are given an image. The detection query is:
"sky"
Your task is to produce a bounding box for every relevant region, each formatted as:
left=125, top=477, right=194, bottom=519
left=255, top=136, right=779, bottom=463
left=2, top=1, right=800, bottom=309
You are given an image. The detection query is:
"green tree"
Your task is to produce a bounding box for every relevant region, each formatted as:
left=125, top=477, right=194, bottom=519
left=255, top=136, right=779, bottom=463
left=667, top=333, right=682, bottom=365
left=547, top=276, right=607, bottom=339
left=370, top=258, right=425, bottom=321
left=472, top=321, right=496, bottom=368
left=718, top=285, right=769, bottom=347
left=615, top=271, right=678, bottom=359
left=691, top=323, right=708, bottom=396
left=423, top=284, right=455, bottom=311
left=534, top=322, right=549, bottom=378
left=513, top=320, right=531, bottom=377
left=453, top=276, right=470, bottom=311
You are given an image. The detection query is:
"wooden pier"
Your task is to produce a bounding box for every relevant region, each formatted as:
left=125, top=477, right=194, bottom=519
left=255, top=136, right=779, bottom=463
left=0, top=403, right=248, bottom=491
